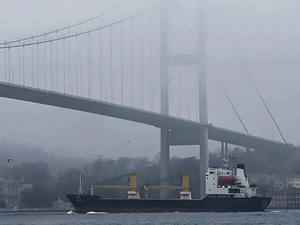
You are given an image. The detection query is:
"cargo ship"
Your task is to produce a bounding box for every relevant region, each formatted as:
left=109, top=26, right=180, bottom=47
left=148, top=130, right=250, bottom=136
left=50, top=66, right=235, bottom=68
left=66, top=159, right=271, bottom=213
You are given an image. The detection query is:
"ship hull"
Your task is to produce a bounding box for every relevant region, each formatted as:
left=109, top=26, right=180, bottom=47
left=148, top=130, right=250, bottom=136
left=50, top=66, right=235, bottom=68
left=66, top=194, right=271, bottom=214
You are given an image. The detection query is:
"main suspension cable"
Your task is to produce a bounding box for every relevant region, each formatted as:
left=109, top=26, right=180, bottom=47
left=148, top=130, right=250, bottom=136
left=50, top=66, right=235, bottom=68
left=0, top=10, right=114, bottom=46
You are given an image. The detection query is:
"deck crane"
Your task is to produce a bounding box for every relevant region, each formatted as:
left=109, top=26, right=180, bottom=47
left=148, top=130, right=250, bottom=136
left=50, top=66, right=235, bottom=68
left=89, top=171, right=140, bottom=199
left=142, top=172, right=192, bottom=200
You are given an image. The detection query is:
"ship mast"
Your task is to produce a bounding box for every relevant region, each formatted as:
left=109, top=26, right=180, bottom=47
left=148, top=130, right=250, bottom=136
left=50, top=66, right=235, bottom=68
left=222, top=155, right=231, bottom=170
left=79, top=172, right=84, bottom=196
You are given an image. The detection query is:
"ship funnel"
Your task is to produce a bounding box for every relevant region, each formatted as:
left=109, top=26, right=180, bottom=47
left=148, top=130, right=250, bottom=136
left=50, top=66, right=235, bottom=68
left=236, top=164, right=249, bottom=187
left=237, top=164, right=247, bottom=177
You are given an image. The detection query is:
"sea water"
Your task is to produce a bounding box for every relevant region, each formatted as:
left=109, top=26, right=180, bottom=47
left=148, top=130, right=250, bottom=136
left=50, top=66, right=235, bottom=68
left=0, top=210, right=299, bottom=225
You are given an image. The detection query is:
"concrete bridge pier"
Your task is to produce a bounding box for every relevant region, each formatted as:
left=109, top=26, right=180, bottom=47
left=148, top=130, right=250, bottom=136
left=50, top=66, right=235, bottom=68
left=159, top=0, right=170, bottom=199
left=198, top=0, right=209, bottom=200
left=221, top=142, right=229, bottom=159
left=221, top=142, right=225, bottom=158
left=225, top=143, right=228, bottom=157
left=246, top=147, right=251, bottom=155
left=199, top=128, right=208, bottom=199
left=160, top=128, right=170, bottom=199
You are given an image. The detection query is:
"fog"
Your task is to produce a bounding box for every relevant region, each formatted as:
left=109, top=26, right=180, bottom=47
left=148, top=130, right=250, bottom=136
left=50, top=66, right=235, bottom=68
left=0, top=0, right=299, bottom=160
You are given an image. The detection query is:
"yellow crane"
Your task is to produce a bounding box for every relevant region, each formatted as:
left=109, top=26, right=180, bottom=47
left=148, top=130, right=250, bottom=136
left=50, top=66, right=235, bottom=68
left=142, top=172, right=189, bottom=192
left=88, top=172, right=191, bottom=199
left=90, top=171, right=137, bottom=191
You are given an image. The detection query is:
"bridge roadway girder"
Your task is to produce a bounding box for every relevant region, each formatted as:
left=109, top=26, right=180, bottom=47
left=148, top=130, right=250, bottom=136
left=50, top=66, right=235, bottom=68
left=0, top=82, right=298, bottom=152
left=168, top=126, right=298, bottom=152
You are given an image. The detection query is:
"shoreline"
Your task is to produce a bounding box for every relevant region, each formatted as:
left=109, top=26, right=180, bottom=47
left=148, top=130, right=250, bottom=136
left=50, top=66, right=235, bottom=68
left=0, top=209, right=72, bottom=213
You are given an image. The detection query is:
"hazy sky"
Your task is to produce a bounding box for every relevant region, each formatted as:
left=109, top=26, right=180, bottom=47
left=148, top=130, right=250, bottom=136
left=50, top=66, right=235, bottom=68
left=0, top=0, right=299, bottom=159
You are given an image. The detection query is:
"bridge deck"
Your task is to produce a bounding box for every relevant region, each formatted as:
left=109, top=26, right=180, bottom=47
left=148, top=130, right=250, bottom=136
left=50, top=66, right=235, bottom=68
left=0, top=82, right=296, bottom=151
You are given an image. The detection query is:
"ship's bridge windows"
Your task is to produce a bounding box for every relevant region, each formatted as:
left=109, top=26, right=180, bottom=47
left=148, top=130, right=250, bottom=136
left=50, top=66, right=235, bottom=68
left=229, top=189, right=240, bottom=194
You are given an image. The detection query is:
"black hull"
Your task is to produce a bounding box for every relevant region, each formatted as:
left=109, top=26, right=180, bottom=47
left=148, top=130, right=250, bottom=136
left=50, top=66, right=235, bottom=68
left=66, top=194, right=271, bottom=214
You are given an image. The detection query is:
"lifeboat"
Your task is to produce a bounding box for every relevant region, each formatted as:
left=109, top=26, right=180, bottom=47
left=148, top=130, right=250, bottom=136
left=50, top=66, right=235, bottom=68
left=219, top=176, right=235, bottom=183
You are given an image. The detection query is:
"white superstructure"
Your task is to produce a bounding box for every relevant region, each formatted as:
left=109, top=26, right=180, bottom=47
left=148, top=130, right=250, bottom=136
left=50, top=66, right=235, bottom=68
left=205, top=158, right=257, bottom=198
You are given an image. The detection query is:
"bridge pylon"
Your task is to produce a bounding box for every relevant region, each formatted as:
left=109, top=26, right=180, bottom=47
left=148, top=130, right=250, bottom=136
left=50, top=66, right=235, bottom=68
left=159, top=0, right=208, bottom=199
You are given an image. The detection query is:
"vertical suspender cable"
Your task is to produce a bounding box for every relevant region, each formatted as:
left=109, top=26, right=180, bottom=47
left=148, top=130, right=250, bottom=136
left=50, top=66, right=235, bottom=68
left=31, top=37, right=34, bottom=86
left=141, top=15, right=144, bottom=109
left=131, top=18, right=134, bottom=107
left=4, top=42, right=6, bottom=82
left=99, top=17, right=103, bottom=100
left=8, top=46, right=10, bottom=83
left=121, top=21, right=124, bottom=105
left=50, top=40, right=53, bottom=91
left=169, top=77, right=172, bottom=115
left=150, top=13, right=153, bottom=111
left=79, top=24, right=82, bottom=95
left=68, top=27, right=71, bottom=94
left=76, top=34, right=78, bottom=96
left=37, top=42, right=39, bottom=88
left=187, top=79, right=190, bottom=120
left=90, top=20, right=93, bottom=98
left=110, top=25, right=113, bottom=103
left=88, top=31, right=91, bottom=98
left=23, top=44, right=25, bottom=86
left=99, top=27, right=102, bottom=100
left=56, top=30, right=58, bottom=91
left=196, top=82, right=199, bottom=122
left=178, top=78, right=181, bottom=118
left=12, top=68, right=15, bottom=84
left=18, top=43, right=21, bottom=84
left=63, top=37, right=66, bottom=93
left=44, top=36, right=46, bottom=89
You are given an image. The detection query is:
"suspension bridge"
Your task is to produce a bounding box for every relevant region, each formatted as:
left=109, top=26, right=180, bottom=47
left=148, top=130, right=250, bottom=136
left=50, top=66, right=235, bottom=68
left=0, top=0, right=298, bottom=199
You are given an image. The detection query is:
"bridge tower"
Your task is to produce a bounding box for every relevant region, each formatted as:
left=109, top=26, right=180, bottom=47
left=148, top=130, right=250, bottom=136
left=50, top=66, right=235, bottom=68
left=159, top=0, right=208, bottom=199
left=159, top=0, right=170, bottom=199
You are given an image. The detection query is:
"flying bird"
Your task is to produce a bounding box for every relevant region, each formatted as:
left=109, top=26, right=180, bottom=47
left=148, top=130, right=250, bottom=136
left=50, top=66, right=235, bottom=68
left=7, top=158, right=13, bottom=163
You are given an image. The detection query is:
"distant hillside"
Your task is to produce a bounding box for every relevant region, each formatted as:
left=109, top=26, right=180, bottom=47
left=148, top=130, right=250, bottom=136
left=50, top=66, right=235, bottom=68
left=0, top=138, right=92, bottom=177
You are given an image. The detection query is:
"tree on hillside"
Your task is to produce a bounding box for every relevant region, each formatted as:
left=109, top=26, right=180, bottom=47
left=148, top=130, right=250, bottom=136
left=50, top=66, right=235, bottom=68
left=19, top=162, right=57, bottom=207
left=55, top=168, right=82, bottom=202
left=0, top=199, right=6, bottom=208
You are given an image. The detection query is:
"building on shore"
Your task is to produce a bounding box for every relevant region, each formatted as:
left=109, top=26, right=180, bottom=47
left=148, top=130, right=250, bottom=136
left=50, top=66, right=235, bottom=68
left=52, top=196, right=73, bottom=211
left=273, top=175, right=300, bottom=191
left=248, top=173, right=276, bottom=185
left=269, top=187, right=300, bottom=208
left=0, top=178, right=32, bottom=209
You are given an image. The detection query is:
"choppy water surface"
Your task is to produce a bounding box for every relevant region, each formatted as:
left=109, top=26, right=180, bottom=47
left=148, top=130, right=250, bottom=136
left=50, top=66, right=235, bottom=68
left=1, top=210, right=300, bottom=225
